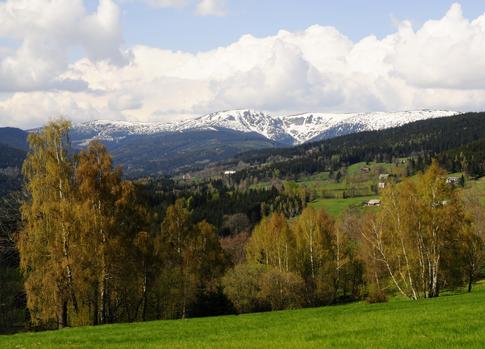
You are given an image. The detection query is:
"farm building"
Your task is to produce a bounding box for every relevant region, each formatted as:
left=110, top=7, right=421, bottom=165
left=446, top=177, right=459, bottom=184
left=379, top=174, right=390, bottom=181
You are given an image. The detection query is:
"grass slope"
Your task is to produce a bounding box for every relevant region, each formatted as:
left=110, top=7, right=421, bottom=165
left=2, top=285, right=485, bottom=349
left=309, top=195, right=378, bottom=217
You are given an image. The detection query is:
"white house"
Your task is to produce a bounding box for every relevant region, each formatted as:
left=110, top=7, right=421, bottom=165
left=446, top=177, right=459, bottom=184
left=379, top=174, right=390, bottom=181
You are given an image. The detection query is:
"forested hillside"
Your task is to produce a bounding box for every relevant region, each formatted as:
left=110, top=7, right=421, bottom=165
left=106, top=129, right=281, bottom=176
left=0, top=128, right=28, bottom=151
left=225, top=112, right=485, bottom=181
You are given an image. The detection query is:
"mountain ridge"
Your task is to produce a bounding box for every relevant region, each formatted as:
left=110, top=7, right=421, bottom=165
left=70, top=109, right=460, bottom=147
left=5, top=109, right=463, bottom=176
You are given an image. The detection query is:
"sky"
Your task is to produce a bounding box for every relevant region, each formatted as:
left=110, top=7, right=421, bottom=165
left=1, top=0, right=485, bottom=129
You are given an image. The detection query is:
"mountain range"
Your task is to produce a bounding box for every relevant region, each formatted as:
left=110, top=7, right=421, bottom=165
left=0, top=109, right=461, bottom=177
left=71, top=109, right=459, bottom=147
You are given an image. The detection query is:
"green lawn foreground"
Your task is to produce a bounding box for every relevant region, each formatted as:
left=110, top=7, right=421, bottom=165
left=2, top=285, right=485, bottom=349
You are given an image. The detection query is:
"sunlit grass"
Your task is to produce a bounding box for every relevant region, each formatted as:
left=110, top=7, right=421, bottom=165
left=4, top=285, right=484, bottom=349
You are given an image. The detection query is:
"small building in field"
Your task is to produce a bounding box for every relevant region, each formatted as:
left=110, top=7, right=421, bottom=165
left=365, top=199, right=381, bottom=207
left=378, top=182, right=386, bottom=189
left=446, top=177, right=459, bottom=185
left=224, top=170, right=236, bottom=175
left=360, top=167, right=371, bottom=173
left=379, top=173, right=390, bottom=181
left=432, top=200, right=449, bottom=208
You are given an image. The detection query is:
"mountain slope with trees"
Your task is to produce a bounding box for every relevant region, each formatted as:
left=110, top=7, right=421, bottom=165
left=226, top=112, right=485, bottom=181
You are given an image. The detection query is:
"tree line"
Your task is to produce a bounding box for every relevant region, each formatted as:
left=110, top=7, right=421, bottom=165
left=14, top=120, right=303, bottom=329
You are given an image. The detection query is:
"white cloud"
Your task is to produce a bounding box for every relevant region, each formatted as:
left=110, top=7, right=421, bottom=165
left=196, top=0, right=227, bottom=17
left=2, top=2, right=485, bottom=129
left=0, top=0, right=124, bottom=92
left=0, top=91, right=120, bottom=129
left=390, top=4, right=485, bottom=89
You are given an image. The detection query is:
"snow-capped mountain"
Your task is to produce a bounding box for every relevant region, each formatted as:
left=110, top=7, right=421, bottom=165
left=72, top=109, right=460, bottom=147
left=175, top=110, right=294, bottom=144
left=71, top=109, right=292, bottom=146
left=281, top=110, right=460, bottom=144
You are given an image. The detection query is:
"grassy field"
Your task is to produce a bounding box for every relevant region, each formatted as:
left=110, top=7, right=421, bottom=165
left=300, top=163, right=385, bottom=216
left=346, top=161, right=403, bottom=175
left=252, top=164, right=485, bottom=217
left=2, top=285, right=485, bottom=349
left=465, top=176, right=485, bottom=205
left=309, top=195, right=378, bottom=216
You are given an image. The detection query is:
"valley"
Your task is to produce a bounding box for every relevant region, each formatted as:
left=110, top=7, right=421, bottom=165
left=2, top=1, right=485, bottom=347
left=1, top=111, right=485, bottom=340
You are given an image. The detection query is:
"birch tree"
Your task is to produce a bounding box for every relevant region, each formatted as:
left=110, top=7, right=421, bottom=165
left=19, top=120, right=78, bottom=328
left=292, top=206, right=336, bottom=303
left=461, top=191, right=485, bottom=292
left=362, top=160, right=465, bottom=299
left=156, top=199, right=225, bottom=319
left=75, top=141, right=134, bottom=324
left=246, top=213, right=295, bottom=272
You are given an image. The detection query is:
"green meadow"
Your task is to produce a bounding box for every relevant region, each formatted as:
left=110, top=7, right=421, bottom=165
left=2, top=284, right=484, bottom=349
left=309, top=195, right=378, bottom=216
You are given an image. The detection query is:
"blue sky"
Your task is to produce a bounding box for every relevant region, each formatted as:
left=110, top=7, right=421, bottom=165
left=85, top=0, right=485, bottom=52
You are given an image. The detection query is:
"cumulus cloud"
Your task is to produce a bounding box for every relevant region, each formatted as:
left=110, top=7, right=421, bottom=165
left=390, top=4, right=485, bottom=89
left=2, top=2, right=485, bottom=129
left=196, top=0, right=227, bottom=17
left=0, top=91, right=120, bottom=129
left=0, top=0, right=124, bottom=92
